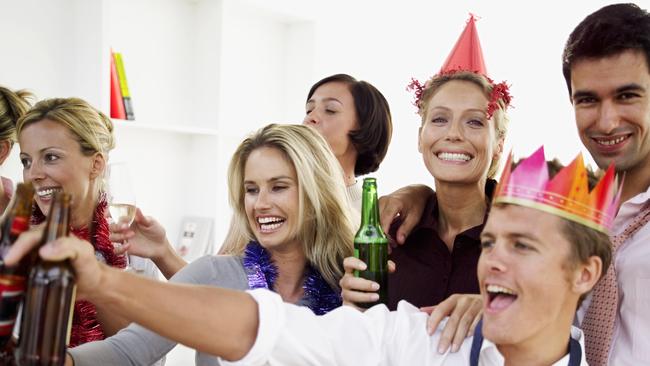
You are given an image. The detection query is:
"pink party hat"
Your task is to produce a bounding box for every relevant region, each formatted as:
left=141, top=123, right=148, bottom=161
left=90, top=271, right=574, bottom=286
left=440, top=14, right=487, bottom=75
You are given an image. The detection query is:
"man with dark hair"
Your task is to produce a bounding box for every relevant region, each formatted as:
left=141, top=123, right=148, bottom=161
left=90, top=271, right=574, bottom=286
left=561, top=3, right=650, bottom=365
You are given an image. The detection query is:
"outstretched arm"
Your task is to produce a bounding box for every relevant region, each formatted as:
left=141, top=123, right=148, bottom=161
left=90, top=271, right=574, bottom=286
left=6, top=231, right=256, bottom=361
left=7, top=231, right=444, bottom=365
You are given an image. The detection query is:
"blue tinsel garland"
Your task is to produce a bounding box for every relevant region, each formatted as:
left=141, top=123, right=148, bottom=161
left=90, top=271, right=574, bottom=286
left=242, top=241, right=341, bottom=315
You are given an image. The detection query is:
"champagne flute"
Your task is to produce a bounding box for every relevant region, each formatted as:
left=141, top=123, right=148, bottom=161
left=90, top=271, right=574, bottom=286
left=106, top=161, right=136, bottom=271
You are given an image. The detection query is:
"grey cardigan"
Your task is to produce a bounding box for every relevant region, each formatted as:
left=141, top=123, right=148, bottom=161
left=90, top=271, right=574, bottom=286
left=69, top=255, right=251, bottom=366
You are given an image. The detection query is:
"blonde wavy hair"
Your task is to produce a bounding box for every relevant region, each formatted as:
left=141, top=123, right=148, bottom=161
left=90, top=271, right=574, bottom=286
left=16, top=97, right=115, bottom=156
left=418, top=71, right=509, bottom=179
left=16, top=98, right=115, bottom=192
left=220, top=124, right=355, bottom=290
left=0, top=86, right=33, bottom=143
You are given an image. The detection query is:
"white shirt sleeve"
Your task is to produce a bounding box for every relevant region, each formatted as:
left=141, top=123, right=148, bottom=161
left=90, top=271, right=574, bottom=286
left=223, top=289, right=465, bottom=366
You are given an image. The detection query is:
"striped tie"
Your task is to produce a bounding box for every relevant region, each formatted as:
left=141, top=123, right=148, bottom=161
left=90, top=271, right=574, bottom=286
left=582, top=203, right=650, bottom=365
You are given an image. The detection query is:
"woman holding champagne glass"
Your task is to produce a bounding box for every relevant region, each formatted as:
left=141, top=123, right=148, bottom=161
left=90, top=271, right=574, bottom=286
left=112, top=73, right=393, bottom=279
left=66, top=123, right=355, bottom=365
left=17, top=97, right=128, bottom=345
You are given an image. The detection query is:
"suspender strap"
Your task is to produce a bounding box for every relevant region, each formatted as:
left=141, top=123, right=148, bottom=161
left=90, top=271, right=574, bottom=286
left=469, top=319, right=582, bottom=365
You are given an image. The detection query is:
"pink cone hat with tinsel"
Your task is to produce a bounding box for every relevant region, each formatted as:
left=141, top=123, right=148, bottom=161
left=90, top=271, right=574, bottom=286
left=407, top=14, right=511, bottom=119
left=494, top=146, right=621, bottom=233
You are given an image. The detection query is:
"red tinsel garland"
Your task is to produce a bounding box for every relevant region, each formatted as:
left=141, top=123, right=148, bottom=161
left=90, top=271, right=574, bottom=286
left=31, top=193, right=126, bottom=347
left=406, top=70, right=513, bottom=120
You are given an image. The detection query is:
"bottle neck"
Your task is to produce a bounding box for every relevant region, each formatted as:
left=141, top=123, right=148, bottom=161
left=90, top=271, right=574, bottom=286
left=360, top=184, right=380, bottom=228
left=41, top=197, right=70, bottom=246
left=2, top=187, right=33, bottom=243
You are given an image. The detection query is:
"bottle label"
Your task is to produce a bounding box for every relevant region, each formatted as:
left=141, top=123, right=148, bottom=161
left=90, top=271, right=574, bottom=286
left=0, top=275, right=26, bottom=336
left=10, top=217, right=29, bottom=237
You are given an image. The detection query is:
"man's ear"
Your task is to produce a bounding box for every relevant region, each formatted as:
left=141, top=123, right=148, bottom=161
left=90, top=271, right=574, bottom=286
left=571, top=255, right=603, bottom=296
left=90, top=152, right=106, bottom=180
left=0, top=140, right=13, bottom=165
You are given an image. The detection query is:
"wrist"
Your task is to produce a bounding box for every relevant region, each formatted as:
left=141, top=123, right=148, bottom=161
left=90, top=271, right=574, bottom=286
left=86, top=263, right=119, bottom=304
left=150, top=238, right=174, bottom=263
left=150, top=239, right=186, bottom=279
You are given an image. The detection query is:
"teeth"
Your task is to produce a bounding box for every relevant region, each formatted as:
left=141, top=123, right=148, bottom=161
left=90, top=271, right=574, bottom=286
left=36, top=187, right=61, bottom=197
left=437, top=152, right=471, bottom=161
left=597, top=136, right=627, bottom=146
left=487, top=285, right=516, bottom=295
left=258, top=217, right=283, bottom=224
left=260, top=222, right=283, bottom=231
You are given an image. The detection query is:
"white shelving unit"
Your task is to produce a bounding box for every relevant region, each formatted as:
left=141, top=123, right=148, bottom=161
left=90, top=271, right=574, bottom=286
left=1, top=1, right=314, bottom=364
left=112, top=119, right=219, bottom=137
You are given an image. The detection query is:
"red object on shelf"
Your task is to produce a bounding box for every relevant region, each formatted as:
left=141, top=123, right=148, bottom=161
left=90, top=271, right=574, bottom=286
left=110, top=50, right=126, bottom=120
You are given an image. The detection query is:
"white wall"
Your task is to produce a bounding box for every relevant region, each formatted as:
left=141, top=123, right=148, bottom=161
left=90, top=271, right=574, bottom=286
left=271, top=0, right=627, bottom=197
left=0, top=1, right=646, bottom=363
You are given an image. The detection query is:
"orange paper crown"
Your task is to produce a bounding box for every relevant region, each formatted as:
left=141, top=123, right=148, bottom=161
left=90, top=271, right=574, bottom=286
left=494, top=146, right=621, bottom=233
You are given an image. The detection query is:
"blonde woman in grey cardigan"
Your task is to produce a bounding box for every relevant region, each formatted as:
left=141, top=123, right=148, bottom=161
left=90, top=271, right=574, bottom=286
left=68, top=124, right=355, bottom=365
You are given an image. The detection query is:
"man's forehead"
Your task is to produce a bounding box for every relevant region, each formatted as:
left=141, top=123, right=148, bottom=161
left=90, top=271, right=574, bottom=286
left=484, top=204, right=561, bottom=238
left=570, top=50, right=650, bottom=87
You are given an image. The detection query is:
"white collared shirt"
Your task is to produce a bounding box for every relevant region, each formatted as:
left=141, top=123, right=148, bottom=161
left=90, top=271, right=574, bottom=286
left=578, top=185, right=650, bottom=365
left=223, top=289, right=587, bottom=366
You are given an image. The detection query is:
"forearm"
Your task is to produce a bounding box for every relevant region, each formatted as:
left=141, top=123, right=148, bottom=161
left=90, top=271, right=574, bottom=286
left=90, top=265, right=258, bottom=360
left=151, top=241, right=187, bottom=280
left=397, top=184, right=433, bottom=197
left=94, top=303, right=131, bottom=337
left=68, top=321, right=179, bottom=366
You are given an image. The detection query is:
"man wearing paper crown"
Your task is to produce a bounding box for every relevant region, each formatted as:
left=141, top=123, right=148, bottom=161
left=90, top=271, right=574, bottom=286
left=340, top=14, right=512, bottom=353
left=5, top=146, right=614, bottom=365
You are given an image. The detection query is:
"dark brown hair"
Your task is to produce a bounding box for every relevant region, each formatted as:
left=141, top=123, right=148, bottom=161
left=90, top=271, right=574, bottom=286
left=562, top=3, right=650, bottom=95
left=307, top=74, right=392, bottom=176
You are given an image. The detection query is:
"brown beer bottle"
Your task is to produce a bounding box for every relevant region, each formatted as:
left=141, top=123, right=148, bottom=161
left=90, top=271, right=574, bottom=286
left=15, top=192, right=76, bottom=366
left=0, top=183, right=35, bottom=364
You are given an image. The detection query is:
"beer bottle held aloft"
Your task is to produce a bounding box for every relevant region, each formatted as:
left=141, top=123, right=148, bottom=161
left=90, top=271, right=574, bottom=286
left=0, top=183, right=35, bottom=363
left=353, top=178, right=388, bottom=308
left=15, top=192, right=76, bottom=366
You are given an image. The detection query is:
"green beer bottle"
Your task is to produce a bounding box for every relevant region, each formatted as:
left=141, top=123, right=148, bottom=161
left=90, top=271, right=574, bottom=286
left=353, top=178, right=388, bottom=308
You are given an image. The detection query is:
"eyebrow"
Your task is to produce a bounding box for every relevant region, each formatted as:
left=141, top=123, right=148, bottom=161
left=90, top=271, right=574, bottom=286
left=617, top=83, right=646, bottom=93
left=19, top=146, right=62, bottom=156
left=480, top=231, right=540, bottom=243
left=243, top=176, right=294, bottom=184
left=306, top=97, right=343, bottom=106
left=429, top=106, right=486, bottom=114
left=572, top=83, right=646, bottom=100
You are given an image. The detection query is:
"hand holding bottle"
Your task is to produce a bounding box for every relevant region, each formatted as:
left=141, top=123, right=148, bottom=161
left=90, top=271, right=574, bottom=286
left=5, top=230, right=103, bottom=302
left=340, top=257, right=395, bottom=310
